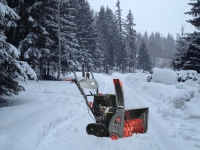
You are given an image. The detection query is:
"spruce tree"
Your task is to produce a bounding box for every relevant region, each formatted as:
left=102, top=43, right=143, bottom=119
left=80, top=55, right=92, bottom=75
left=96, top=6, right=106, bottom=70
left=186, top=0, right=200, bottom=30
left=138, top=39, right=152, bottom=72
left=0, top=0, right=37, bottom=96
left=105, top=7, right=116, bottom=68
left=59, top=0, right=80, bottom=73
left=115, top=0, right=126, bottom=72
left=124, top=10, right=137, bottom=71
left=182, top=32, right=200, bottom=72
left=97, top=5, right=123, bottom=72
left=165, top=33, right=175, bottom=58
left=4, top=0, right=19, bottom=47
left=75, top=0, right=97, bottom=71
left=16, top=0, right=56, bottom=79
left=136, top=33, right=142, bottom=50
left=173, top=25, right=188, bottom=70
left=115, top=0, right=122, bottom=34
left=143, top=31, right=148, bottom=44
left=183, top=0, right=200, bottom=73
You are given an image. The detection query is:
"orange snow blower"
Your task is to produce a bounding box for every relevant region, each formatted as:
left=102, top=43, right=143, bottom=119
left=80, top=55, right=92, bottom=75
left=66, top=72, right=149, bottom=140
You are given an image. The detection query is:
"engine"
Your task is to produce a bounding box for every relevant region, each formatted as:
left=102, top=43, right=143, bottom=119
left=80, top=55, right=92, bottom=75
left=86, top=94, right=117, bottom=137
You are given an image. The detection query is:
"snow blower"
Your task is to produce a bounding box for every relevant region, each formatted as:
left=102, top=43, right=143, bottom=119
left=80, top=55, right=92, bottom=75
left=66, top=72, right=149, bottom=140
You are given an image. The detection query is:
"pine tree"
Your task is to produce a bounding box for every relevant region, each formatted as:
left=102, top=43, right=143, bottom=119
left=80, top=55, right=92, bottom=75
left=138, top=39, right=152, bottom=72
left=136, top=33, right=142, bottom=50
left=86, top=6, right=99, bottom=71
left=96, top=6, right=106, bottom=70
left=182, top=32, right=200, bottom=72
left=75, top=0, right=97, bottom=71
left=93, top=11, right=103, bottom=70
left=186, top=0, right=200, bottom=30
left=59, top=0, right=80, bottom=73
left=148, top=32, right=155, bottom=56
left=143, top=31, right=148, bottom=44
left=0, top=0, right=37, bottom=96
left=183, top=0, right=200, bottom=73
left=165, top=33, right=175, bottom=58
left=115, top=0, right=126, bottom=72
left=124, top=10, right=137, bottom=71
left=155, top=32, right=162, bottom=51
left=105, top=7, right=116, bottom=68
left=15, top=0, right=57, bottom=79
left=115, top=0, right=122, bottom=34
left=3, top=0, right=19, bottom=47
left=173, top=25, right=188, bottom=70
left=96, top=6, right=121, bottom=72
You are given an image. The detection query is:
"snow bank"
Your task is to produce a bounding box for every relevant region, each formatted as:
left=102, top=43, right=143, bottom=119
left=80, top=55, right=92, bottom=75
left=152, top=68, right=177, bottom=85
left=177, top=70, right=199, bottom=82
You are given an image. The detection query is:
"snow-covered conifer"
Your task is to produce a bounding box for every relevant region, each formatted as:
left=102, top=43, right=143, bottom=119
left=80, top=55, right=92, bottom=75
left=138, top=39, right=152, bottom=72
left=59, top=0, right=80, bottom=73
left=173, top=25, right=189, bottom=70
left=17, top=0, right=55, bottom=79
left=182, top=0, right=200, bottom=73
left=75, top=0, right=98, bottom=71
left=115, top=0, right=122, bottom=34
left=124, top=10, right=137, bottom=71
left=0, top=0, right=37, bottom=96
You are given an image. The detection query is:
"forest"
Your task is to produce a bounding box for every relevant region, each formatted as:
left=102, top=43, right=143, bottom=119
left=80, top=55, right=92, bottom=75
left=1, top=0, right=200, bottom=96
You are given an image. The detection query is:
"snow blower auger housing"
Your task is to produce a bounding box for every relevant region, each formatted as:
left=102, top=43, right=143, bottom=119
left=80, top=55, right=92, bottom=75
left=66, top=72, right=149, bottom=140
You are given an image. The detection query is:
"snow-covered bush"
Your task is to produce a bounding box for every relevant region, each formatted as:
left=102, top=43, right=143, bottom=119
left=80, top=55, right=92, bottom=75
left=146, top=69, right=200, bottom=84
left=176, top=70, right=199, bottom=82
left=146, top=75, right=152, bottom=82
left=151, top=68, right=177, bottom=85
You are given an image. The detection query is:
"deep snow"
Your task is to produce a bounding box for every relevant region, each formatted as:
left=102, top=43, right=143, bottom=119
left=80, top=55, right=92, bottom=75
left=0, top=71, right=200, bottom=150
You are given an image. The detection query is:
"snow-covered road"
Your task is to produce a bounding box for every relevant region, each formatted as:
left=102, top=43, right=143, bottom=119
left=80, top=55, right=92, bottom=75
left=0, top=72, right=200, bottom=150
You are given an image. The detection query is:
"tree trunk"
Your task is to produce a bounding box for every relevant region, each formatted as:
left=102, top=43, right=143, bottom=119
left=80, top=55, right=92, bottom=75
left=106, top=64, right=108, bottom=73
left=47, top=61, right=50, bottom=79
left=57, top=0, right=61, bottom=81
left=39, top=58, right=43, bottom=80
left=82, top=64, right=85, bottom=77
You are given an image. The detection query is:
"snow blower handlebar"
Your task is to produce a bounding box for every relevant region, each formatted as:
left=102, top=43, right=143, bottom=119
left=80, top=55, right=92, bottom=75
left=66, top=73, right=98, bottom=121
left=66, top=78, right=77, bottom=84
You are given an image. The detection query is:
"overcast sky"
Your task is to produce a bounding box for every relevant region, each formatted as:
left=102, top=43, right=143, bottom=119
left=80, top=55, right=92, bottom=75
left=87, top=0, right=196, bottom=38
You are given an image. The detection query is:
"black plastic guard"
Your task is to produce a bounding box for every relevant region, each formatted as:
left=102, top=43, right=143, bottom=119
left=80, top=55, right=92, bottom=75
left=113, top=79, right=125, bottom=108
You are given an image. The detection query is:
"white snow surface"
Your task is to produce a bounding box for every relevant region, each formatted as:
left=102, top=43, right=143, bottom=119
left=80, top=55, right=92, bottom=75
left=0, top=71, right=200, bottom=150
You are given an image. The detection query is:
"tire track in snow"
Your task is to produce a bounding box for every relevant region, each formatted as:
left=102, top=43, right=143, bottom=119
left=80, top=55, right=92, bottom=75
left=35, top=100, right=93, bottom=150
left=34, top=81, right=85, bottom=150
left=36, top=111, right=76, bottom=150
left=35, top=100, right=85, bottom=150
